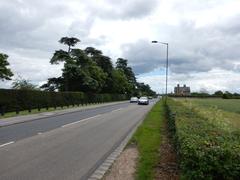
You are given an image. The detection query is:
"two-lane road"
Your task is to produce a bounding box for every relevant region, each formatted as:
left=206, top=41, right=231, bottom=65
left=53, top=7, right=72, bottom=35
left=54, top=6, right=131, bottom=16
left=0, top=100, right=156, bottom=180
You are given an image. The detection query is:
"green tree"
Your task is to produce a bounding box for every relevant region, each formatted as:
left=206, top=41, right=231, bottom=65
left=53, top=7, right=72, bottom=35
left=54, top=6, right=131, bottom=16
left=222, top=91, right=232, bottom=99
left=59, top=37, right=80, bottom=53
left=67, top=49, right=107, bottom=92
left=214, top=90, right=224, bottom=96
left=116, top=58, right=136, bottom=94
left=46, top=45, right=107, bottom=92
left=137, top=82, right=156, bottom=96
left=12, top=77, right=38, bottom=90
left=0, top=53, right=13, bottom=81
left=44, top=37, right=157, bottom=96
left=110, top=69, right=131, bottom=94
left=85, top=47, right=113, bottom=74
left=116, top=58, right=136, bottom=84
left=85, top=47, right=102, bottom=57
left=84, top=47, right=114, bottom=93
left=50, top=37, right=81, bottom=91
left=40, top=77, right=64, bottom=91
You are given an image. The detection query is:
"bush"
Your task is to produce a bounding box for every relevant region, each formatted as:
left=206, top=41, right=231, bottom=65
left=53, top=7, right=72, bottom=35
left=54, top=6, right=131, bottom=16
left=0, top=89, right=127, bottom=114
left=167, top=99, right=240, bottom=179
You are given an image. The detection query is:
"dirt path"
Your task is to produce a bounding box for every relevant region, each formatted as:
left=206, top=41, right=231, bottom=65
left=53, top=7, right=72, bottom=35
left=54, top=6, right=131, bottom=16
left=154, top=118, right=179, bottom=180
left=103, top=145, right=138, bottom=180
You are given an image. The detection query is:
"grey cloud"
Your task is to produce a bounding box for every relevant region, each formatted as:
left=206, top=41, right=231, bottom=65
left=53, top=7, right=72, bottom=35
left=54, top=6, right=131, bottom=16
left=0, top=0, right=73, bottom=52
left=122, top=17, right=240, bottom=74
left=87, top=0, right=159, bottom=20
left=121, top=39, right=166, bottom=74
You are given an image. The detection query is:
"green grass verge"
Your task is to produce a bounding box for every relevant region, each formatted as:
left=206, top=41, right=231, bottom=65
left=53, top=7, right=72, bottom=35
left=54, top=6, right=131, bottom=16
left=130, top=100, right=165, bottom=180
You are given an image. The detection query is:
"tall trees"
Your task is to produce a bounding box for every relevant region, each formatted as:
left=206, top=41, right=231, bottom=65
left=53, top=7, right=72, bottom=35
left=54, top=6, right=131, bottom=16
left=65, top=49, right=107, bottom=92
left=45, top=40, right=108, bottom=92
left=116, top=58, right=137, bottom=94
left=42, top=37, right=156, bottom=96
left=0, top=53, right=13, bottom=81
left=50, top=37, right=81, bottom=91
left=136, top=82, right=156, bottom=96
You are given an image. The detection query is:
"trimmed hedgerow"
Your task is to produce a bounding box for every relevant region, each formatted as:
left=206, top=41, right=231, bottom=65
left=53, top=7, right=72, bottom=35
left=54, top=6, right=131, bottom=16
left=0, top=89, right=127, bottom=114
left=167, top=99, right=240, bottom=180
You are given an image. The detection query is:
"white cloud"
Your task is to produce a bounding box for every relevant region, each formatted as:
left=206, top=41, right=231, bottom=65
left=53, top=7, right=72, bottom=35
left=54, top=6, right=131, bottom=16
left=0, top=0, right=240, bottom=93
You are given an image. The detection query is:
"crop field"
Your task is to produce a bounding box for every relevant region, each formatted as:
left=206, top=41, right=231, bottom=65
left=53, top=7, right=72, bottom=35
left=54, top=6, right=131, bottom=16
left=188, top=98, right=240, bottom=114
left=167, top=98, right=240, bottom=179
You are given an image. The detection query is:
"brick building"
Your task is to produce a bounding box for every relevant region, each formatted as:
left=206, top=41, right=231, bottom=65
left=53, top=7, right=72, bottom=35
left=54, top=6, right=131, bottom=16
left=174, top=84, right=191, bottom=96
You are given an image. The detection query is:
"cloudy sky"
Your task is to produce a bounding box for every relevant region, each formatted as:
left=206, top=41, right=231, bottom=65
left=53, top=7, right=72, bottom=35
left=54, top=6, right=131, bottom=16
left=0, top=0, right=240, bottom=93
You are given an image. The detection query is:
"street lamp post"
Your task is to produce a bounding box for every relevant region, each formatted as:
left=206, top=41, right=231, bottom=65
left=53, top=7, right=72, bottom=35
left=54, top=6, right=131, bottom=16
left=152, top=41, right=169, bottom=103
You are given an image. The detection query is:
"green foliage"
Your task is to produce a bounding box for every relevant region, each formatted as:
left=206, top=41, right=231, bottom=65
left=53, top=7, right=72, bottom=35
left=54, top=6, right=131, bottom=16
left=131, top=100, right=163, bottom=180
left=0, top=89, right=127, bottom=113
left=59, top=37, right=80, bottom=52
left=110, top=69, right=131, bottom=94
left=214, top=90, right=223, bottom=96
left=12, top=77, right=39, bottom=90
left=116, top=58, right=136, bottom=85
left=167, top=99, right=240, bottom=179
left=50, top=50, right=70, bottom=64
left=136, top=82, right=156, bottom=97
left=40, top=77, right=64, bottom=91
left=221, top=91, right=240, bottom=99
left=43, top=37, right=156, bottom=96
left=0, top=53, right=14, bottom=80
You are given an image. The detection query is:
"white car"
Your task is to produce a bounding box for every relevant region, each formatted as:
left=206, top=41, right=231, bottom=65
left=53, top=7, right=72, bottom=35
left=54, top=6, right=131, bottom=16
left=138, top=97, right=149, bottom=105
left=130, top=97, right=138, bottom=103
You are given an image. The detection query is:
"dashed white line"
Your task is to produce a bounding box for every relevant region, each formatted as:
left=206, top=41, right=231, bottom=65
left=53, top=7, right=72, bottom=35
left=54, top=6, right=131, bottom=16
left=0, top=141, right=15, bottom=148
left=61, top=115, right=101, bottom=128
left=37, top=132, right=43, bottom=135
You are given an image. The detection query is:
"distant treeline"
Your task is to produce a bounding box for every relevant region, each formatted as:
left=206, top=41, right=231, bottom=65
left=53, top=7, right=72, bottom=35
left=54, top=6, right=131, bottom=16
left=169, top=91, right=240, bottom=99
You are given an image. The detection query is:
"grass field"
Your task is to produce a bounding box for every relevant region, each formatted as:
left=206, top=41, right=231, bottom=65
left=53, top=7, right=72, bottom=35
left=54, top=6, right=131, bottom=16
left=168, top=98, right=240, bottom=179
left=175, top=98, right=240, bottom=128
left=188, top=98, right=240, bottom=114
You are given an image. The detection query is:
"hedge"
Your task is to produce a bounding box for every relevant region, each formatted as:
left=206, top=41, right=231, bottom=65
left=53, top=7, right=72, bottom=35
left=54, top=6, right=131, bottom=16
left=166, top=99, right=240, bottom=180
left=0, top=89, right=127, bottom=115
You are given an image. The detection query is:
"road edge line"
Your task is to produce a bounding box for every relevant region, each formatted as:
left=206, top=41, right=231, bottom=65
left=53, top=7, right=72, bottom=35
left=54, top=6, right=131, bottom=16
left=0, top=141, right=15, bottom=148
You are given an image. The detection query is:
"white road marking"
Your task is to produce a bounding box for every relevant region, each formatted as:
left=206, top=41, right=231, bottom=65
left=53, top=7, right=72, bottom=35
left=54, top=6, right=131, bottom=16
left=111, top=108, right=122, bottom=112
left=0, top=141, right=14, bottom=148
left=37, top=132, right=42, bottom=135
left=61, top=115, right=101, bottom=128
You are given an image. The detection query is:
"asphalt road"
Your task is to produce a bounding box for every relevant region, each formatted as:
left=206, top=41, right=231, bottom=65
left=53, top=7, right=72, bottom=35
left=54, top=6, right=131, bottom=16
left=0, top=100, right=156, bottom=180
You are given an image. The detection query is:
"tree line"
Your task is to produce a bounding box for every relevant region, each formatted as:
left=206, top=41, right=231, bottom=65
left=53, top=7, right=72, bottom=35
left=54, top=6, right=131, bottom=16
left=172, top=91, right=240, bottom=99
left=0, top=37, right=156, bottom=97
